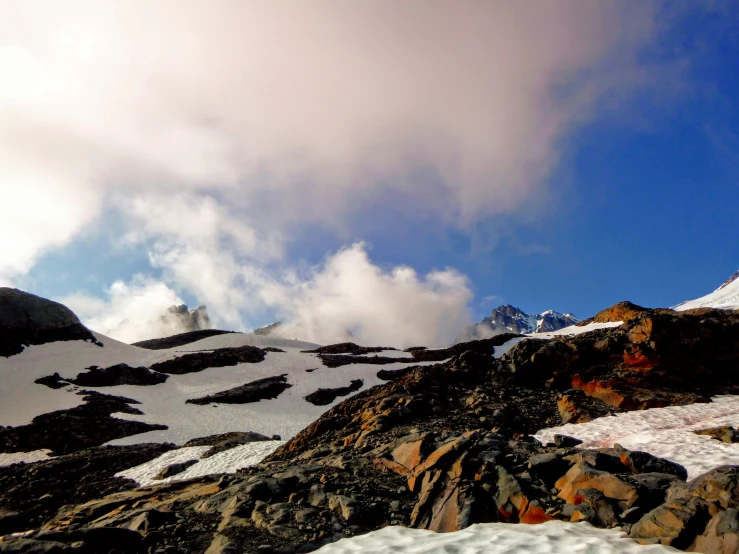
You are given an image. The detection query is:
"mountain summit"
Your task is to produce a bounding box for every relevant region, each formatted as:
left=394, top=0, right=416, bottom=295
left=457, top=304, right=578, bottom=342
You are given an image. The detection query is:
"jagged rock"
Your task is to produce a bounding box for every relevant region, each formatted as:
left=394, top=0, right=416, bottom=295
left=187, top=375, right=292, bottom=405
left=305, top=380, right=364, bottom=406
left=556, top=461, right=640, bottom=509
left=0, top=288, right=100, bottom=358
left=151, top=345, right=267, bottom=375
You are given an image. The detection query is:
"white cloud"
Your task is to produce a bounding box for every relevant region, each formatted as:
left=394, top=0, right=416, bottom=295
left=61, top=276, right=189, bottom=343
left=0, top=1, right=683, bottom=342
left=265, top=244, right=473, bottom=347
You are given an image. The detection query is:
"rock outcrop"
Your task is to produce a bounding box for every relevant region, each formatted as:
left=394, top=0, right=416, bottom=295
left=0, top=288, right=99, bottom=357
left=0, top=391, right=167, bottom=455
left=131, top=330, right=235, bottom=350
left=150, top=345, right=266, bottom=375
left=186, top=375, right=292, bottom=405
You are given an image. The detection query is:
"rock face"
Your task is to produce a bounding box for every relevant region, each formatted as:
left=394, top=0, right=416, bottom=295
left=457, top=305, right=578, bottom=341
left=5, top=302, right=739, bottom=553
left=0, top=288, right=99, bottom=357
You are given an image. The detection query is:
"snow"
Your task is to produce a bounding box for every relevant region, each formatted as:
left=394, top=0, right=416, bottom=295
left=0, top=331, right=437, bottom=445
left=0, top=449, right=53, bottom=467
left=315, top=520, right=679, bottom=553
left=673, top=273, right=739, bottom=311
left=494, top=337, right=526, bottom=358
left=531, top=321, right=623, bottom=339
left=115, top=440, right=283, bottom=487
left=535, top=395, right=739, bottom=480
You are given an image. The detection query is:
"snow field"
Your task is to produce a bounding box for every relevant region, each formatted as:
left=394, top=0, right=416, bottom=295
left=314, top=520, right=679, bottom=553
left=0, top=449, right=53, bottom=468
left=673, top=274, right=739, bottom=311
left=115, top=440, right=284, bottom=487
left=536, top=395, right=739, bottom=480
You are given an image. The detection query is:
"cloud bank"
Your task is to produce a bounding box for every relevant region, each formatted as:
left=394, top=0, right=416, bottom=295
left=0, top=1, right=672, bottom=344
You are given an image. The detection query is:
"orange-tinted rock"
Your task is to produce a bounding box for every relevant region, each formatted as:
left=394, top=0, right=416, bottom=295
left=592, top=301, right=648, bottom=324
left=570, top=376, right=627, bottom=409
left=391, top=434, right=431, bottom=471
left=408, top=430, right=479, bottom=493
left=556, top=461, right=639, bottom=509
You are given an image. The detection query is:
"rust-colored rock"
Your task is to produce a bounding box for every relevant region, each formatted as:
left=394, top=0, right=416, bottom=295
left=556, top=461, right=639, bottom=509
left=591, top=301, right=649, bottom=324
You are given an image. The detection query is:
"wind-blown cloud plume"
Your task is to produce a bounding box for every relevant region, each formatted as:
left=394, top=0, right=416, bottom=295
left=0, top=1, right=671, bottom=343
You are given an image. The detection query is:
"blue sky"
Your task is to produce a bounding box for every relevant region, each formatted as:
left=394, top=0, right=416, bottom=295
left=2, top=2, right=738, bottom=344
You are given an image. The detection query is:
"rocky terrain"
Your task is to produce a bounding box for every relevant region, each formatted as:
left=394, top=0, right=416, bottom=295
left=457, top=304, right=578, bottom=341
left=2, top=300, right=739, bottom=552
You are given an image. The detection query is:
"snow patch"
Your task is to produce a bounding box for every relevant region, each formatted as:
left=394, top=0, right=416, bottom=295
left=494, top=337, right=526, bottom=358
left=315, top=520, right=679, bottom=553
left=116, top=441, right=283, bottom=487
left=535, top=395, right=739, bottom=480
left=0, top=449, right=53, bottom=467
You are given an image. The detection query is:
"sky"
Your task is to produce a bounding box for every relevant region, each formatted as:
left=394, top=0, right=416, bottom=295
left=1, top=1, right=738, bottom=346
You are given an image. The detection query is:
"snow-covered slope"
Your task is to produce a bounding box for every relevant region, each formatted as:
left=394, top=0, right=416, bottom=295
left=0, top=331, right=443, bottom=446
left=315, top=520, right=679, bottom=553
left=673, top=270, right=739, bottom=311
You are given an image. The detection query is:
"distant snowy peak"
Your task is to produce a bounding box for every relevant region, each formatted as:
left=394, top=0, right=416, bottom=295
left=674, top=270, right=739, bottom=312
left=485, top=304, right=579, bottom=334
left=456, top=304, right=578, bottom=342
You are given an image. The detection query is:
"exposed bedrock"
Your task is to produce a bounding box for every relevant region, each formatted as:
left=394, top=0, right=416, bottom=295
left=305, top=379, right=364, bottom=406
left=150, top=345, right=266, bottom=375
left=0, top=287, right=100, bottom=358
left=186, top=375, right=292, bottom=405
left=35, top=364, right=169, bottom=389
left=131, top=329, right=236, bottom=350
left=314, top=334, right=522, bottom=368
left=0, top=391, right=167, bottom=455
